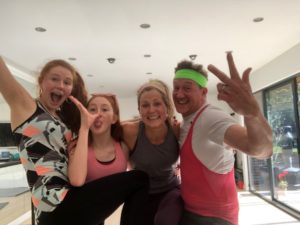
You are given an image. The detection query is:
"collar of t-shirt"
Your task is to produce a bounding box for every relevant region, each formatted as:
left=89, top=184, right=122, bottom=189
left=179, top=104, right=208, bottom=146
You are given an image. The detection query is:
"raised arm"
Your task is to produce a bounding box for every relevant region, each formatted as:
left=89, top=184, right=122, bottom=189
left=207, top=52, right=273, bottom=159
left=67, top=96, right=97, bottom=186
left=0, top=57, right=35, bottom=130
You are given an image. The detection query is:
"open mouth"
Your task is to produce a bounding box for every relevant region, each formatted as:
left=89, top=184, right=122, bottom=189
left=147, top=115, right=160, bottom=120
left=176, top=99, right=188, bottom=105
left=51, top=92, right=63, bottom=104
left=93, top=120, right=103, bottom=128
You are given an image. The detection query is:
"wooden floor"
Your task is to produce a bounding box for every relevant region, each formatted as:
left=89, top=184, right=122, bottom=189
left=0, top=191, right=31, bottom=225
left=0, top=191, right=121, bottom=225
left=20, top=205, right=122, bottom=225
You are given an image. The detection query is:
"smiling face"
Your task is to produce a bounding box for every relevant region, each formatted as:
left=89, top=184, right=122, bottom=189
left=39, top=65, right=74, bottom=114
left=87, top=96, right=117, bottom=135
left=139, top=89, right=168, bottom=128
left=172, top=78, right=207, bottom=117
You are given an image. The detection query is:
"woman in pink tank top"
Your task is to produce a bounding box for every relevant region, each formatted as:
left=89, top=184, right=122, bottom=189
left=67, top=93, right=149, bottom=225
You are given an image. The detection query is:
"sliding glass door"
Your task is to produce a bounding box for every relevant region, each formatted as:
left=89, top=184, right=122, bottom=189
left=262, top=79, right=300, bottom=212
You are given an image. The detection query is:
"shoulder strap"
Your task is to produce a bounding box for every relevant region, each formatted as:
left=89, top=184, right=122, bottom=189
left=188, top=104, right=209, bottom=135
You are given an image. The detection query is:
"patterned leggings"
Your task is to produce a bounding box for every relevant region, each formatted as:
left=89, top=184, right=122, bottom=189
left=38, top=170, right=149, bottom=225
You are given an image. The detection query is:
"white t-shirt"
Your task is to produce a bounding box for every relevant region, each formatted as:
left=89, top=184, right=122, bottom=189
left=179, top=104, right=237, bottom=174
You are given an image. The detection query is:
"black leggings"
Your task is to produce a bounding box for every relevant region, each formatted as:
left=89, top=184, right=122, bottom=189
left=38, top=170, right=149, bottom=225
left=179, top=210, right=233, bottom=225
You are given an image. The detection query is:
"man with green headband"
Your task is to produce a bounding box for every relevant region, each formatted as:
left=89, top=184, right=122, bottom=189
left=172, top=52, right=273, bottom=225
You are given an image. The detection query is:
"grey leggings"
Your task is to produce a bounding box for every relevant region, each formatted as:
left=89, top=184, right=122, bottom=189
left=144, top=186, right=183, bottom=225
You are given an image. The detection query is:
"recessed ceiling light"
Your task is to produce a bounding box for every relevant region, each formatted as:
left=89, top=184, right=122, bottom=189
left=189, top=54, right=197, bottom=60
left=144, top=54, right=151, bottom=58
left=253, top=17, right=264, bottom=23
left=107, top=58, right=116, bottom=64
left=140, top=23, right=151, bottom=29
left=68, top=57, right=76, bottom=61
left=87, top=74, right=93, bottom=77
left=35, top=27, right=47, bottom=32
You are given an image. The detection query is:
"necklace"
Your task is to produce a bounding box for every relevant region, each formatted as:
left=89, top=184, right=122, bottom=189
left=37, top=99, right=61, bottom=120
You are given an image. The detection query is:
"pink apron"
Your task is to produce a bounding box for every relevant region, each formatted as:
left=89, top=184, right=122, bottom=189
left=180, top=105, right=239, bottom=225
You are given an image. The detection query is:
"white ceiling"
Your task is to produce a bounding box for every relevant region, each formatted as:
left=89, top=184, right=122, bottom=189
left=1, top=0, right=300, bottom=101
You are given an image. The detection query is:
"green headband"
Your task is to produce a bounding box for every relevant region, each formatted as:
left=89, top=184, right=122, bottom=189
left=174, top=69, right=208, bottom=87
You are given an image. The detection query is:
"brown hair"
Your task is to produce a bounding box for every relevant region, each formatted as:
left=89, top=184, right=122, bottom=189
left=60, top=71, right=88, bottom=134
left=38, top=59, right=77, bottom=89
left=175, top=60, right=208, bottom=79
left=137, top=79, right=175, bottom=125
left=38, top=60, right=88, bottom=134
left=87, top=94, right=123, bottom=142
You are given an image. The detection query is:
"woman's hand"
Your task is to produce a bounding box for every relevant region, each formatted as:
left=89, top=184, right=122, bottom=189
left=68, top=96, right=97, bottom=129
left=171, top=116, right=180, bottom=139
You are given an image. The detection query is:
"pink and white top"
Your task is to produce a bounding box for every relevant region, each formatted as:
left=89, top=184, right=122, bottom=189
left=180, top=105, right=239, bottom=225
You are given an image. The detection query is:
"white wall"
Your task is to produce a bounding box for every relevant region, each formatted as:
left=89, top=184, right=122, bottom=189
left=0, top=163, right=28, bottom=188
left=0, top=102, right=10, bottom=122
left=0, top=73, right=36, bottom=122
left=251, top=42, right=300, bottom=92
left=119, top=97, right=139, bottom=121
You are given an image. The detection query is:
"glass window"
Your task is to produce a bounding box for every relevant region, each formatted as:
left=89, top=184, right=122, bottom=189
left=297, top=77, right=300, bottom=139
left=248, top=92, right=271, bottom=198
left=265, top=81, right=300, bottom=212
left=0, top=123, right=20, bottom=166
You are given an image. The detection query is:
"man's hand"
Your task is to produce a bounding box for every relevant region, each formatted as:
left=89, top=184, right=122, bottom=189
left=207, top=52, right=260, bottom=118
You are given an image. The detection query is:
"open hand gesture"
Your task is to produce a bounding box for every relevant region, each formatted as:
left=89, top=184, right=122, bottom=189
left=68, top=96, right=98, bottom=130
left=207, top=52, right=260, bottom=117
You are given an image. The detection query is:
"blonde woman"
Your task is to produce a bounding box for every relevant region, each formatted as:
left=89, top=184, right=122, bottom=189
left=122, top=79, right=182, bottom=225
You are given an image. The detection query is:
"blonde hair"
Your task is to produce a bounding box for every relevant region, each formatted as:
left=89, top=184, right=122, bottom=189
left=137, top=79, right=175, bottom=124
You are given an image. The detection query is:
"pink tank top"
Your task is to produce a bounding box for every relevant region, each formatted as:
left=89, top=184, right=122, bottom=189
left=85, top=142, right=127, bottom=183
left=180, top=106, right=239, bottom=225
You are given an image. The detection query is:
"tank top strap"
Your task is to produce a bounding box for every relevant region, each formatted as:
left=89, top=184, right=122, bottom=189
left=130, top=122, right=144, bottom=155
left=138, top=121, right=145, bottom=138
left=114, top=141, right=123, bottom=156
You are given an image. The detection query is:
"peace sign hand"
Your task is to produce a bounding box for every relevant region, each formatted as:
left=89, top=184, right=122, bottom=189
left=207, top=52, right=260, bottom=118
